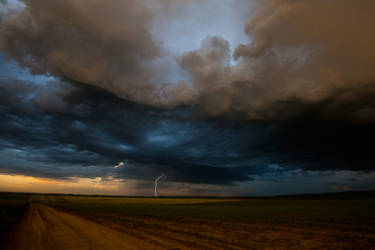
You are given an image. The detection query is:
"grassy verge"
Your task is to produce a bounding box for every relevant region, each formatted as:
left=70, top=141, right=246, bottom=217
left=0, top=193, right=29, bottom=249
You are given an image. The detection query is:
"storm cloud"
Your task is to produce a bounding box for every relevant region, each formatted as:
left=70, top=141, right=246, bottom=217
left=180, top=0, right=375, bottom=120
left=1, top=0, right=375, bottom=120
left=1, top=0, right=375, bottom=195
left=1, top=79, right=375, bottom=187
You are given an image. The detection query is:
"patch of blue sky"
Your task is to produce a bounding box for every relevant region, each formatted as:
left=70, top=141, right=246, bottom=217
left=150, top=0, right=252, bottom=84
left=0, top=54, right=54, bottom=84
left=152, top=0, right=250, bottom=57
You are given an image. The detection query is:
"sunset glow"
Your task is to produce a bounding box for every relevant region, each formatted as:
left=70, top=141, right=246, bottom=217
left=0, top=174, right=124, bottom=195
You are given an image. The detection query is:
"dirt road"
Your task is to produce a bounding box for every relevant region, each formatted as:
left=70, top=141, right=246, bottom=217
left=10, top=204, right=161, bottom=250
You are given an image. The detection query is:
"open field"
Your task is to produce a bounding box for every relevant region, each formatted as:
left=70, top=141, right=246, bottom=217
left=1, top=192, right=375, bottom=249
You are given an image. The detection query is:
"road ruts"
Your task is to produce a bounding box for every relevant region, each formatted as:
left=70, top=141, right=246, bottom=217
left=10, top=204, right=162, bottom=250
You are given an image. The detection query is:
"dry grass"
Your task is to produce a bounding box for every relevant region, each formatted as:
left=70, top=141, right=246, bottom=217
left=25, top=194, right=375, bottom=249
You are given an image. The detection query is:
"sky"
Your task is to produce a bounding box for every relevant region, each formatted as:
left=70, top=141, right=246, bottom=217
left=0, top=0, right=375, bottom=196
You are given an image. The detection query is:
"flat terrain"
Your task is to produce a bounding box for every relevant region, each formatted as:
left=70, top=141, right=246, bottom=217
left=1, top=192, right=375, bottom=249
left=11, top=203, right=159, bottom=250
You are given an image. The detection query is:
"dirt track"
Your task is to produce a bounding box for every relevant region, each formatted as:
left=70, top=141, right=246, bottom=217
left=11, top=204, right=161, bottom=250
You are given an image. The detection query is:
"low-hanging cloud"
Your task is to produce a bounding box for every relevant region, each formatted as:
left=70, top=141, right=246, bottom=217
left=1, top=78, right=375, bottom=187
left=1, top=0, right=375, bottom=121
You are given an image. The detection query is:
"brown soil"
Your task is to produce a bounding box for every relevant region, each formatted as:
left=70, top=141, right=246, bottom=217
left=6, top=203, right=375, bottom=250
left=83, top=213, right=375, bottom=250
left=9, top=204, right=161, bottom=250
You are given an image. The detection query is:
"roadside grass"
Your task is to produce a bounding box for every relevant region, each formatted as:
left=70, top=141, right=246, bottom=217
left=31, top=194, right=375, bottom=233
left=0, top=193, right=29, bottom=248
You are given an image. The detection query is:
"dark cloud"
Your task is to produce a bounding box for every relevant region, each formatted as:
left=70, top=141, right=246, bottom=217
left=1, top=79, right=375, bottom=186
left=1, top=0, right=375, bottom=194
left=2, top=0, right=374, bottom=121
left=114, top=162, right=249, bottom=185
left=0, top=78, right=254, bottom=184
left=0, top=0, right=195, bottom=108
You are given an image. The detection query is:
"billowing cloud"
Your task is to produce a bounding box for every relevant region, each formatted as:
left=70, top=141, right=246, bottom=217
left=181, top=0, right=375, bottom=120
left=1, top=0, right=375, bottom=195
left=2, top=0, right=374, bottom=121
left=0, top=0, right=191, bottom=106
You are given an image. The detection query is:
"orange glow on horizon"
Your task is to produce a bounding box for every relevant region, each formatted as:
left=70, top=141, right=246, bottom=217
left=0, top=173, right=232, bottom=196
left=0, top=174, right=126, bottom=195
